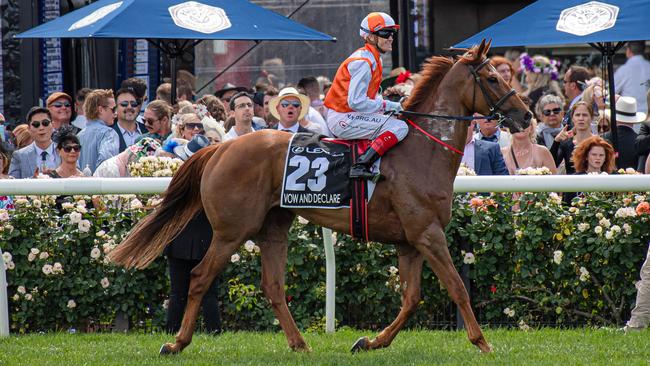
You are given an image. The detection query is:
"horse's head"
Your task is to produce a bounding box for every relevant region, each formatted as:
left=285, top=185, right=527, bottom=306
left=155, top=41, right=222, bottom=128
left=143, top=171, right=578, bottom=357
left=456, top=39, right=532, bottom=133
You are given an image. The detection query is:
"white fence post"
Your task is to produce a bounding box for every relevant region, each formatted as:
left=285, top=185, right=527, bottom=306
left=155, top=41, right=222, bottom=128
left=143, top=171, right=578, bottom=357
left=322, top=228, right=336, bottom=333
left=0, top=247, right=9, bottom=337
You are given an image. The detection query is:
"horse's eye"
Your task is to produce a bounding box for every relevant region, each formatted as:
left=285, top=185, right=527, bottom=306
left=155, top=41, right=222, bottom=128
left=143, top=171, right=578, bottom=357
left=487, top=76, right=498, bottom=84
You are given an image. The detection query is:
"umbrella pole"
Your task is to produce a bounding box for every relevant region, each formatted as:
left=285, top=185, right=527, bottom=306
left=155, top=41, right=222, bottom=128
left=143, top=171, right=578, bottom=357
left=171, top=54, right=177, bottom=105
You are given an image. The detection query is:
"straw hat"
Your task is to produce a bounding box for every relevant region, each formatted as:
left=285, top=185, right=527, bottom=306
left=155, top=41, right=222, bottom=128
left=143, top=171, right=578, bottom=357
left=604, top=96, right=646, bottom=123
left=268, top=87, right=310, bottom=121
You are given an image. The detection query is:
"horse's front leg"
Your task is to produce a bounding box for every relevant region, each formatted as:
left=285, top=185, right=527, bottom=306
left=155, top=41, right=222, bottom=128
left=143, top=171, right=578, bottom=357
left=259, top=238, right=310, bottom=351
left=159, top=235, right=240, bottom=355
left=351, top=244, right=423, bottom=352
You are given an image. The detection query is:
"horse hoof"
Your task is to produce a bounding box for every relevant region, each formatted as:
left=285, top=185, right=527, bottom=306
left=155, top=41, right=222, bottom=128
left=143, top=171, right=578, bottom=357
left=159, top=343, right=176, bottom=356
left=350, top=336, right=369, bottom=353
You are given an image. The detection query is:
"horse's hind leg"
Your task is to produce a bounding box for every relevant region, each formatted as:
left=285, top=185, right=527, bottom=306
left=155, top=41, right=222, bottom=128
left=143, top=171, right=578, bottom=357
left=417, top=226, right=491, bottom=353
left=258, top=208, right=309, bottom=351
left=159, top=233, right=243, bottom=355
left=351, top=244, right=424, bottom=352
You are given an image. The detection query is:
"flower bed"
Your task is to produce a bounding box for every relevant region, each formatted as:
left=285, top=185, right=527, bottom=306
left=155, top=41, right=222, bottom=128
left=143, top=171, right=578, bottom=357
left=1, top=190, right=649, bottom=332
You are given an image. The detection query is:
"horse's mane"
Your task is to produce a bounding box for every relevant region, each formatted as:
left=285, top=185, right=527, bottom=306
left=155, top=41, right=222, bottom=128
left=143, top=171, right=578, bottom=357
left=403, top=44, right=486, bottom=113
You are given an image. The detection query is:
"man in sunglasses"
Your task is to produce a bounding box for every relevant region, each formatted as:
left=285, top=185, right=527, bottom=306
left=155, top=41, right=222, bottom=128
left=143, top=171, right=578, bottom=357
left=46, top=92, right=79, bottom=134
left=77, top=89, right=120, bottom=174
left=324, top=12, right=408, bottom=181
left=9, top=107, right=60, bottom=178
left=268, top=87, right=319, bottom=134
left=112, top=88, right=147, bottom=152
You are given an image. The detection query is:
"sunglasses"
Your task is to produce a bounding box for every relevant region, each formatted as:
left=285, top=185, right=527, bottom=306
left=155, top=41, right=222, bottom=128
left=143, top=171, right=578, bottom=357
left=184, top=123, right=204, bottom=130
left=119, top=100, right=140, bottom=108
left=102, top=105, right=117, bottom=113
left=62, top=144, right=81, bottom=153
left=143, top=118, right=159, bottom=126
left=542, top=108, right=562, bottom=116
left=30, top=119, right=51, bottom=128
left=280, top=101, right=302, bottom=108
left=373, top=29, right=397, bottom=39
left=51, top=102, right=71, bottom=108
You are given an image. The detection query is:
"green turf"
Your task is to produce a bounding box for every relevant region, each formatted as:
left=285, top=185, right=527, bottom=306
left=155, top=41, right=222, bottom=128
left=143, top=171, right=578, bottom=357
left=0, top=328, right=649, bottom=365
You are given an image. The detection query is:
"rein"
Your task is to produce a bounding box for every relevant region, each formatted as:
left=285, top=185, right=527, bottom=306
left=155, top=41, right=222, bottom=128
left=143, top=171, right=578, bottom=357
left=404, top=118, right=464, bottom=155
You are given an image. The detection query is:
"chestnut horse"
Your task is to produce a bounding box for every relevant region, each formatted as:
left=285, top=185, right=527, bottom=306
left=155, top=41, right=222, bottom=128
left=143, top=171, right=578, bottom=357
left=110, top=40, right=531, bottom=355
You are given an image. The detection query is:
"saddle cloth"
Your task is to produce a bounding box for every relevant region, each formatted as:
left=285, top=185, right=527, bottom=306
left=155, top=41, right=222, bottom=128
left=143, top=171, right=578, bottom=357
left=280, top=133, right=379, bottom=209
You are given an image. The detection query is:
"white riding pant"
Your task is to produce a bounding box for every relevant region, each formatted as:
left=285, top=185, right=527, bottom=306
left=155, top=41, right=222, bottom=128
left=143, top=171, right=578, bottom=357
left=326, top=110, right=408, bottom=141
left=627, top=242, right=650, bottom=328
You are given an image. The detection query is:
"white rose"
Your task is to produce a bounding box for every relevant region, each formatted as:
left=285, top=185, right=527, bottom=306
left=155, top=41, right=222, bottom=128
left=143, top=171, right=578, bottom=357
left=297, top=216, right=309, bottom=225
left=96, top=230, right=106, bottom=237
left=69, top=212, right=82, bottom=224
left=130, top=199, right=143, bottom=209
left=27, top=253, right=36, bottom=262
left=30, top=248, right=40, bottom=255
left=626, top=167, right=637, bottom=174
left=503, top=307, right=515, bottom=317
left=599, top=218, right=611, bottom=228
left=389, top=266, right=399, bottom=275
left=39, top=252, right=49, bottom=260
left=514, top=230, right=523, bottom=240
left=244, top=240, right=256, bottom=252
left=230, top=253, right=240, bottom=263
left=463, top=252, right=475, bottom=264
left=6, top=261, right=14, bottom=270
left=0, top=210, right=9, bottom=221
left=67, top=299, right=76, bottom=309
left=594, top=226, right=603, bottom=234
left=605, top=231, right=613, bottom=240
left=17, top=286, right=26, bottom=294
left=163, top=299, right=169, bottom=310
left=25, top=293, right=33, bottom=301
left=33, top=199, right=42, bottom=208
left=548, top=192, right=562, bottom=205
left=253, top=245, right=261, bottom=254
left=76, top=205, right=87, bottom=214
left=61, top=202, right=75, bottom=210
left=12, top=294, right=20, bottom=301
left=53, top=262, right=63, bottom=274
left=100, top=277, right=110, bottom=289
left=623, top=223, right=632, bottom=235
left=90, top=247, right=101, bottom=259
left=553, top=250, right=563, bottom=265
left=611, top=225, right=621, bottom=233
left=579, top=267, right=590, bottom=282
left=42, top=264, right=53, bottom=275
left=78, top=219, right=91, bottom=233
left=577, top=223, right=589, bottom=232
left=76, top=200, right=86, bottom=207
left=596, top=213, right=604, bottom=219
left=2, top=251, right=12, bottom=263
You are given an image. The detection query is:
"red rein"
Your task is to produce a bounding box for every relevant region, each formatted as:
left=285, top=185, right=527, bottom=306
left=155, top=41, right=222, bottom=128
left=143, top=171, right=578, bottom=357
left=405, top=119, right=464, bottom=155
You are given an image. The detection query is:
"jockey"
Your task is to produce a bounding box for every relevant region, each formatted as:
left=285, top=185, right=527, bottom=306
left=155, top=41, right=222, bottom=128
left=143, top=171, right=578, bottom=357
left=324, top=12, right=409, bottom=181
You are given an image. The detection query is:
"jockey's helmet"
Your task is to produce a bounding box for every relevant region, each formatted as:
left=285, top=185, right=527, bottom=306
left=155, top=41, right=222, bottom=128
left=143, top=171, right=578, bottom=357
left=359, top=12, right=400, bottom=39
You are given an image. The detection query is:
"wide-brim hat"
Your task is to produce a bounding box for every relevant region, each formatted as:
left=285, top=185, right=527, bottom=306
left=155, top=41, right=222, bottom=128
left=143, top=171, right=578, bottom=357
left=214, top=83, right=249, bottom=98
left=46, top=92, right=72, bottom=107
left=173, top=134, right=210, bottom=161
left=604, top=96, right=646, bottom=123
left=268, top=87, right=310, bottom=121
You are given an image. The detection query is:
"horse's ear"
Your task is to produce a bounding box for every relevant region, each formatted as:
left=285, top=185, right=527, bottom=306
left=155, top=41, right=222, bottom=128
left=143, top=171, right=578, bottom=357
left=476, top=39, right=487, bottom=57
left=484, top=39, right=492, bottom=55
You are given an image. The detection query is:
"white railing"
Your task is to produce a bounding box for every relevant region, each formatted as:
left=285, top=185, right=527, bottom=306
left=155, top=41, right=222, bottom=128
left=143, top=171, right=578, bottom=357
left=1, top=175, right=649, bottom=336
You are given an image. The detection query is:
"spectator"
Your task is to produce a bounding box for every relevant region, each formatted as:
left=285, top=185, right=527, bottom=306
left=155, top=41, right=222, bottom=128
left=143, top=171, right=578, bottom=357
left=9, top=107, right=60, bottom=178
left=72, top=88, right=92, bottom=130
left=112, top=88, right=147, bottom=152
left=252, top=91, right=267, bottom=124
left=177, top=82, right=195, bottom=102
left=297, top=76, right=331, bottom=135
left=519, top=54, right=562, bottom=115
left=0, top=112, right=9, bottom=147
left=562, top=65, right=591, bottom=126
left=597, top=112, right=611, bottom=135
left=78, top=89, right=120, bottom=173
left=215, top=83, right=249, bottom=114
left=264, top=87, right=279, bottom=128
left=121, top=77, right=148, bottom=106
left=572, top=135, right=616, bottom=174
left=504, top=49, right=526, bottom=93
left=614, top=41, right=650, bottom=113
left=201, top=117, right=226, bottom=144
left=94, top=137, right=161, bottom=177
left=635, top=90, right=650, bottom=172
left=269, top=87, right=319, bottom=134
left=163, top=134, right=220, bottom=335
left=176, top=113, right=204, bottom=141
left=139, top=100, right=173, bottom=143
left=49, top=126, right=84, bottom=178
left=603, top=96, right=646, bottom=169
left=462, top=119, right=509, bottom=175
left=12, top=124, right=33, bottom=150
left=550, top=101, right=595, bottom=175
left=0, top=143, right=14, bottom=210
left=197, top=95, right=227, bottom=122
left=474, top=113, right=510, bottom=148
left=47, top=92, right=78, bottom=133
left=156, top=83, right=172, bottom=105
left=536, top=94, right=566, bottom=148
left=624, top=240, right=650, bottom=332
left=502, top=118, right=557, bottom=175
left=223, top=92, right=255, bottom=141
left=490, top=56, right=523, bottom=93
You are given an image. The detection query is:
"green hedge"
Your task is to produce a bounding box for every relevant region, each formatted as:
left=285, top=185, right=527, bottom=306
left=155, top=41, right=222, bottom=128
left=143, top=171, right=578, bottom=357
left=1, top=191, right=649, bottom=333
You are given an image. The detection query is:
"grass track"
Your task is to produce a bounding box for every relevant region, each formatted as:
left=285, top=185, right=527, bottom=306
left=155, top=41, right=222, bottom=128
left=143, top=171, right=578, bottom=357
left=1, top=328, right=649, bottom=365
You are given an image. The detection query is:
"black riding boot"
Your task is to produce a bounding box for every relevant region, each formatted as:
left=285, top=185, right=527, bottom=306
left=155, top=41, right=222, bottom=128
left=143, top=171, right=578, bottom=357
left=349, top=147, right=382, bottom=181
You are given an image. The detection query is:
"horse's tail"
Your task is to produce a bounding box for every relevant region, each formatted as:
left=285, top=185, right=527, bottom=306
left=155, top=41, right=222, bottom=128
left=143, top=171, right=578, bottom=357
left=108, top=145, right=220, bottom=269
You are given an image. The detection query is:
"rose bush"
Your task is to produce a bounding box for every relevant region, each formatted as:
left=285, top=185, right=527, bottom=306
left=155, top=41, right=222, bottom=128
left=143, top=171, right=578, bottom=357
left=1, top=189, right=649, bottom=332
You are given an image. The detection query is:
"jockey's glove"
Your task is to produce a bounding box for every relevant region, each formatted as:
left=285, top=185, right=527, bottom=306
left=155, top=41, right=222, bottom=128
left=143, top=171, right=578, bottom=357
left=383, top=99, right=403, bottom=113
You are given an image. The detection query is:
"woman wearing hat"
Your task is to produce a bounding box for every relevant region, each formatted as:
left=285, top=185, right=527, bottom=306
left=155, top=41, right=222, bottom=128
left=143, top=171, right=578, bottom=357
left=93, top=137, right=161, bottom=177
left=602, top=96, right=646, bottom=170
left=324, top=12, right=408, bottom=181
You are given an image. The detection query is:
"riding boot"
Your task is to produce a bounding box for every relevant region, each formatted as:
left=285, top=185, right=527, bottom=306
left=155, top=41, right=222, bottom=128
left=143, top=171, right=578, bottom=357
left=349, top=147, right=382, bottom=181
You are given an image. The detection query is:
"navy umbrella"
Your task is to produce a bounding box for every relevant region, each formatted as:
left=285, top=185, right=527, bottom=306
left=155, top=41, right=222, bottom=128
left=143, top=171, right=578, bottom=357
left=455, top=0, right=650, bottom=152
left=16, top=0, right=336, bottom=102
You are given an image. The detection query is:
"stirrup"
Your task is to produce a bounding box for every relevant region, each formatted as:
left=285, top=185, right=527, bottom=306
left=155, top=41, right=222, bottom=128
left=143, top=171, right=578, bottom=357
left=349, top=165, right=382, bottom=183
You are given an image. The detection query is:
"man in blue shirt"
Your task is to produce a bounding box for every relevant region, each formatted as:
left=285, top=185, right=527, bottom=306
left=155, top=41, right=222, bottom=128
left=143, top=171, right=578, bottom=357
left=77, top=89, right=119, bottom=173
left=615, top=41, right=650, bottom=114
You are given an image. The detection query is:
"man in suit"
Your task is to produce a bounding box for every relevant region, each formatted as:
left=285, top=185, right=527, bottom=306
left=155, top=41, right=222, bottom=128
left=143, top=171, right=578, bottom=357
left=268, top=87, right=316, bottom=134
left=636, top=120, right=650, bottom=173
left=112, top=88, right=147, bottom=152
left=462, top=119, right=509, bottom=176
left=603, top=96, right=646, bottom=170
left=9, top=107, right=61, bottom=178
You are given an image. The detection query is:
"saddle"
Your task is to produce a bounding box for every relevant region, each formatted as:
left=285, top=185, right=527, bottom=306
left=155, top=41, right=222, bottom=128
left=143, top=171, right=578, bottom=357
left=280, top=133, right=379, bottom=241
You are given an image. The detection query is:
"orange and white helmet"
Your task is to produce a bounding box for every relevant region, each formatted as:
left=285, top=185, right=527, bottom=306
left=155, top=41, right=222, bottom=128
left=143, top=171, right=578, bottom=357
left=359, top=12, right=400, bottom=38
